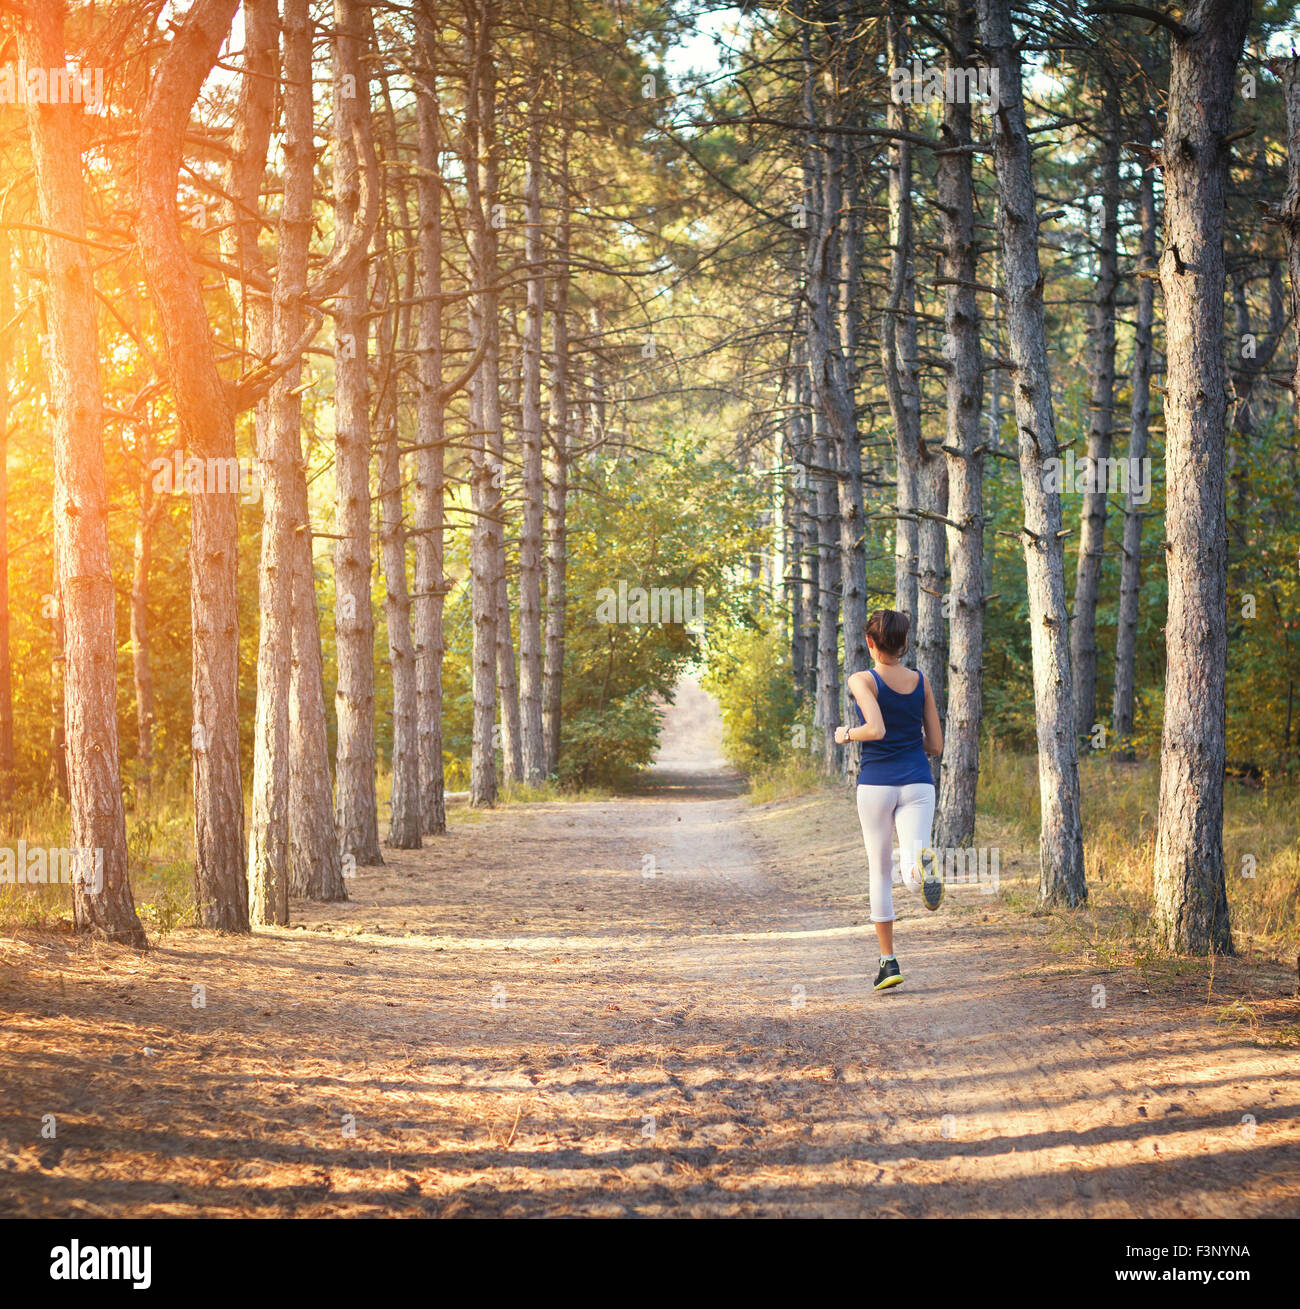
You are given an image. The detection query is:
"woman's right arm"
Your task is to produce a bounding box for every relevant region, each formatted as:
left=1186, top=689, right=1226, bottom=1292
left=844, top=671, right=886, bottom=741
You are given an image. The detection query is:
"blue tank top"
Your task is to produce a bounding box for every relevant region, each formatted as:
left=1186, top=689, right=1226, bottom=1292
left=853, top=668, right=934, bottom=787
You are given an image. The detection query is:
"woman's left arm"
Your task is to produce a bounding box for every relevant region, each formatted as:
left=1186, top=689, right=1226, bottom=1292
left=922, top=678, right=944, bottom=756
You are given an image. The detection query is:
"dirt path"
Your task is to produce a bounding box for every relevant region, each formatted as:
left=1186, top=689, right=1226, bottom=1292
left=1, top=678, right=1297, bottom=1217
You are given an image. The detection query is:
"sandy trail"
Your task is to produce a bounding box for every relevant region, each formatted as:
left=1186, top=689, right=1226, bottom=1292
left=0, top=675, right=1296, bottom=1217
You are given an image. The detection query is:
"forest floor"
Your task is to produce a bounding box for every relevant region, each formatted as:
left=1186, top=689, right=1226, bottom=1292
left=1, top=675, right=1298, bottom=1218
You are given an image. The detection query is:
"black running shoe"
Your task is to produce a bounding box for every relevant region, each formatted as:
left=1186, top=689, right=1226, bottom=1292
left=874, top=956, right=904, bottom=991
left=920, top=848, right=945, bottom=912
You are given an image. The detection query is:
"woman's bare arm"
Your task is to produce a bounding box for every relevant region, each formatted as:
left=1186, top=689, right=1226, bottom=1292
left=834, top=671, right=886, bottom=744
left=922, top=678, right=944, bottom=756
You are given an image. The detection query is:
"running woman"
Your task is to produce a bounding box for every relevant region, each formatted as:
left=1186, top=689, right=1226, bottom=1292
left=834, top=609, right=945, bottom=992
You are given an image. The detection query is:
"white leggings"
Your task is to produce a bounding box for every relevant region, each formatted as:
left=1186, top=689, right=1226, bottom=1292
left=855, top=783, right=936, bottom=923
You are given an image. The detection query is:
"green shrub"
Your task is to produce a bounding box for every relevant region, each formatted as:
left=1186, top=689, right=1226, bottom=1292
left=702, top=618, right=800, bottom=772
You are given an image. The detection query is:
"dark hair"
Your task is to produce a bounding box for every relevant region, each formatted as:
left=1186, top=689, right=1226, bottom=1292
left=865, top=608, right=909, bottom=657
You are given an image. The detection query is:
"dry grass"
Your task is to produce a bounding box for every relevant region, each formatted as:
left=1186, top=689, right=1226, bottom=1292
left=978, top=740, right=1300, bottom=957
left=741, top=744, right=1300, bottom=1049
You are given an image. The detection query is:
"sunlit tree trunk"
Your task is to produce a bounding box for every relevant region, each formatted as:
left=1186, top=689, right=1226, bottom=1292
left=245, top=0, right=308, bottom=925
left=47, top=560, right=67, bottom=798
left=281, top=0, right=349, bottom=904
left=376, top=256, right=423, bottom=849
left=413, top=8, right=449, bottom=835
left=136, top=0, right=247, bottom=931
left=465, top=0, right=502, bottom=805
left=331, top=0, right=381, bottom=869
left=0, top=233, right=14, bottom=806
left=978, top=0, right=1086, bottom=905
left=934, top=0, right=985, bottom=848
left=518, top=101, right=547, bottom=783
left=1152, top=0, right=1251, bottom=955
left=543, top=128, right=571, bottom=777
left=21, top=2, right=145, bottom=946
left=130, top=451, right=163, bottom=804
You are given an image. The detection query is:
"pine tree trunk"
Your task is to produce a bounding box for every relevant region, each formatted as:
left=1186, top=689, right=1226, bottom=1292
left=466, top=0, right=501, bottom=805
left=799, top=29, right=843, bottom=776
left=792, top=363, right=818, bottom=705
left=1152, top=0, right=1251, bottom=955
left=826, top=119, right=868, bottom=783
left=225, top=0, right=283, bottom=927
left=934, top=0, right=985, bottom=849
left=331, top=0, right=382, bottom=868
left=376, top=264, right=423, bottom=849
left=289, top=528, right=346, bottom=900
left=413, top=14, right=449, bottom=834
left=20, top=3, right=145, bottom=946
left=542, top=145, right=571, bottom=778
left=882, top=6, right=922, bottom=642
left=1112, top=105, right=1157, bottom=749
left=1071, top=72, right=1121, bottom=740
left=496, top=567, right=524, bottom=784
left=136, top=0, right=248, bottom=932
left=916, top=451, right=949, bottom=742
left=785, top=369, right=810, bottom=695
left=0, top=233, right=14, bottom=806
left=518, top=104, right=547, bottom=782
left=978, top=0, right=1086, bottom=905
left=248, top=0, right=316, bottom=925
left=813, top=409, right=842, bottom=775
left=1277, top=60, right=1300, bottom=416
left=130, top=460, right=160, bottom=803
left=47, top=562, right=67, bottom=798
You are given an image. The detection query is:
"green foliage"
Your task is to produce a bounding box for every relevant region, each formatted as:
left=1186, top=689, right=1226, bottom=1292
left=555, top=689, right=662, bottom=789
left=701, top=616, right=799, bottom=772
left=434, top=438, right=765, bottom=789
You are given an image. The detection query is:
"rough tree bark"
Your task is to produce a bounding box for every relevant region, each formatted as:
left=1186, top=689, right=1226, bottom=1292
left=0, top=232, right=14, bottom=805
left=331, top=0, right=382, bottom=867
left=134, top=0, right=246, bottom=932
left=934, top=0, right=985, bottom=849
left=413, top=1, right=449, bottom=834
left=1151, top=0, right=1251, bottom=954
left=978, top=0, right=1086, bottom=905
left=246, top=0, right=374, bottom=910
left=130, top=443, right=165, bottom=802
left=496, top=571, right=524, bottom=785
left=1071, top=69, right=1121, bottom=740
left=830, top=122, right=869, bottom=783
left=518, top=94, right=547, bottom=782
left=1277, top=57, right=1300, bottom=416
left=283, top=0, right=347, bottom=904
left=881, top=4, right=922, bottom=643
left=1112, top=104, right=1157, bottom=749
left=799, top=19, right=842, bottom=775
left=465, top=0, right=502, bottom=805
left=21, top=1, right=145, bottom=945
left=1276, top=57, right=1300, bottom=411
left=375, top=253, right=423, bottom=850
left=785, top=366, right=810, bottom=695
left=542, top=123, right=571, bottom=777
